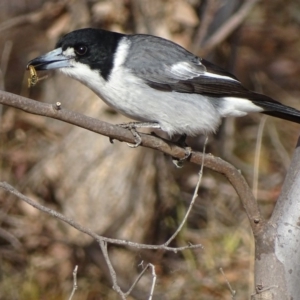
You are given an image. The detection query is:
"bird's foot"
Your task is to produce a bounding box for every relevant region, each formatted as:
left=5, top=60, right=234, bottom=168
left=118, top=121, right=160, bottom=148
left=172, top=134, right=192, bottom=168
left=172, top=147, right=192, bottom=168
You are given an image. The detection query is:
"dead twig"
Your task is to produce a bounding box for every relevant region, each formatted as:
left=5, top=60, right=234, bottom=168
left=201, top=0, right=259, bottom=55
left=0, top=227, right=22, bottom=249
left=0, top=2, right=66, bottom=33
left=68, top=265, right=78, bottom=300
left=147, top=264, right=156, bottom=300
left=0, top=40, right=13, bottom=90
left=220, top=267, right=236, bottom=300
left=99, top=241, right=126, bottom=300
left=192, top=0, right=220, bottom=52
left=99, top=240, right=157, bottom=299
left=0, top=181, right=202, bottom=252
left=252, top=115, right=267, bottom=198
left=0, top=90, right=263, bottom=233
left=125, top=262, right=151, bottom=297
left=164, top=136, right=208, bottom=246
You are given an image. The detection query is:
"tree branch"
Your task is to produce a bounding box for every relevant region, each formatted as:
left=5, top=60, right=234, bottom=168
left=201, top=0, right=259, bottom=55
left=0, top=181, right=202, bottom=252
left=0, top=90, right=263, bottom=233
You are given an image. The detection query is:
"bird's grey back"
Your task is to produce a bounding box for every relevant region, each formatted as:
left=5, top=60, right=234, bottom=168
left=124, top=34, right=206, bottom=84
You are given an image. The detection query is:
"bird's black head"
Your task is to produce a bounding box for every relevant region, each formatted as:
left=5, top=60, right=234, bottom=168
left=27, top=28, right=125, bottom=80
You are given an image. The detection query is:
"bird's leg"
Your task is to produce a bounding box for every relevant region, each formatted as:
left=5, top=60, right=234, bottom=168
left=118, top=121, right=161, bottom=129
left=172, top=134, right=192, bottom=168
left=118, top=121, right=161, bottom=148
left=176, top=134, right=188, bottom=147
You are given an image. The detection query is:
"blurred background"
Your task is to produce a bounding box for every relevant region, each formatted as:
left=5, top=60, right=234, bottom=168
left=1, top=0, right=300, bottom=299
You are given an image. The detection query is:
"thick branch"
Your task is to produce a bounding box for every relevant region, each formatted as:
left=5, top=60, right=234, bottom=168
left=0, top=90, right=263, bottom=233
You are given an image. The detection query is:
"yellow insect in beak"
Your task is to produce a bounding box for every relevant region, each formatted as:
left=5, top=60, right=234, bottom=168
left=27, top=65, right=48, bottom=88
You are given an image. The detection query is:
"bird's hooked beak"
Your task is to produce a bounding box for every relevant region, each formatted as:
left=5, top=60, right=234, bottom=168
left=27, top=48, right=72, bottom=71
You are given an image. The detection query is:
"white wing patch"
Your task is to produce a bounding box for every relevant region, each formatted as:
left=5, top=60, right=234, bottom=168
left=170, top=62, right=203, bottom=80
left=219, top=97, right=264, bottom=117
left=170, top=61, right=238, bottom=82
left=202, top=71, right=238, bottom=82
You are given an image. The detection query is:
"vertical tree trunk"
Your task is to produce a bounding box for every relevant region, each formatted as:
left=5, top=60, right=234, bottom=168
left=254, top=137, right=300, bottom=299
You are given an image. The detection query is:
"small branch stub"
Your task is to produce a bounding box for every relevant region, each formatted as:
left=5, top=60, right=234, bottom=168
left=55, top=102, right=62, bottom=110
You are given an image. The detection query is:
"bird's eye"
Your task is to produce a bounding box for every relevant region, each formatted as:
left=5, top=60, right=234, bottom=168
left=74, top=45, right=87, bottom=56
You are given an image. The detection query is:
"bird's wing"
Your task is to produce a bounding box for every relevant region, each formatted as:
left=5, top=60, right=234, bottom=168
left=123, top=35, right=300, bottom=124
left=143, top=59, right=252, bottom=97
left=125, top=35, right=252, bottom=98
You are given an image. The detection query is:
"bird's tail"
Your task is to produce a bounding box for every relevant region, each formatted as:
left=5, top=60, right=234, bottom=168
left=262, top=108, right=300, bottom=124
left=251, top=94, right=300, bottom=124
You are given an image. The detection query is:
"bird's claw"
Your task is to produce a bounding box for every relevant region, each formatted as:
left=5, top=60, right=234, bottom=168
left=118, top=123, right=143, bottom=148
left=172, top=146, right=192, bottom=168
left=171, top=134, right=192, bottom=167
left=126, top=128, right=142, bottom=147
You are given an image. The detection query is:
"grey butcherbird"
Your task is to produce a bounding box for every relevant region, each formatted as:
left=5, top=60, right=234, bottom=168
left=27, top=28, right=300, bottom=147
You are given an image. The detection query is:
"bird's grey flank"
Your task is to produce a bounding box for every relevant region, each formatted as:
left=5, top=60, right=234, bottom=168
left=27, top=28, right=300, bottom=139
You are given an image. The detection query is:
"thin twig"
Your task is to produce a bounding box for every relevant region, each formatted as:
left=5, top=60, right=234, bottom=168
left=192, top=0, right=220, bottom=53
left=201, top=0, right=259, bottom=55
left=123, top=263, right=156, bottom=298
left=0, top=181, right=202, bottom=252
left=252, top=115, right=267, bottom=199
left=220, top=267, right=236, bottom=300
left=0, top=40, right=13, bottom=124
left=99, top=242, right=158, bottom=300
left=125, top=264, right=150, bottom=296
left=147, top=263, right=156, bottom=300
left=0, top=227, right=22, bottom=249
left=99, top=240, right=157, bottom=300
left=267, top=122, right=290, bottom=171
left=0, top=40, right=13, bottom=90
left=68, top=265, right=78, bottom=300
left=0, top=2, right=66, bottom=33
left=99, top=240, right=126, bottom=300
left=164, top=136, right=208, bottom=246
